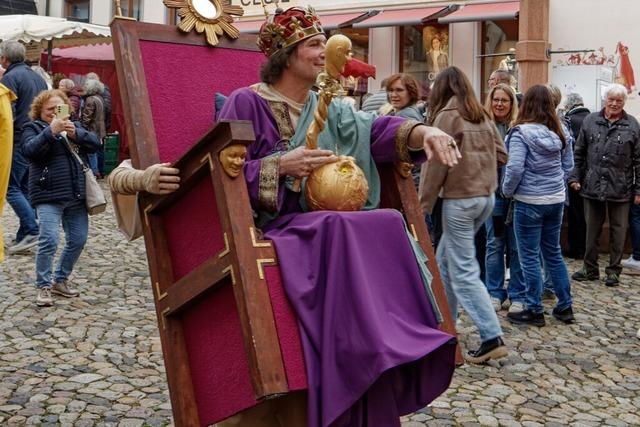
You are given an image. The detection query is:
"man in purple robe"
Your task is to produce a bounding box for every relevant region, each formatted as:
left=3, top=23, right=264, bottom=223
left=215, top=6, right=461, bottom=427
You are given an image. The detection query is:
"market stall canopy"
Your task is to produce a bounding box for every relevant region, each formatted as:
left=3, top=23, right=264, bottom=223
left=0, top=14, right=111, bottom=48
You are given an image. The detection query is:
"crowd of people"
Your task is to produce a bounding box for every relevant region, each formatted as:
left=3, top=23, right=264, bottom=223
left=0, top=40, right=112, bottom=307
left=2, top=6, right=640, bottom=424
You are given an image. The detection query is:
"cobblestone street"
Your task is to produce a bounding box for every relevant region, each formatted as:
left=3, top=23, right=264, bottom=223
left=1, top=185, right=639, bottom=426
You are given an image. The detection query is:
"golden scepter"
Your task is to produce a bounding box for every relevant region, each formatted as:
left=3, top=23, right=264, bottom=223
left=301, top=34, right=369, bottom=212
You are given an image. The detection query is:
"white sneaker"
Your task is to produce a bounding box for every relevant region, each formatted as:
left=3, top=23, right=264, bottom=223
left=7, top=234, right=38, bottom=254
left=508, top=301, right=525, bottom=314
left=491, top=297, right=502, bottom=312
left=621, top=256, right=640, bottom=274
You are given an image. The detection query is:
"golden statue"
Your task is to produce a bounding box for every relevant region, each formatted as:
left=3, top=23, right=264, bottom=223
left=219, top=144, right=247, bottom=178
left=304, top=35, right=369, bottom=212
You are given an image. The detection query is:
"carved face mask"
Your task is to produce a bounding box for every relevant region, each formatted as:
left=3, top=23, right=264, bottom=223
left=219, top=144, right=247, bottom=178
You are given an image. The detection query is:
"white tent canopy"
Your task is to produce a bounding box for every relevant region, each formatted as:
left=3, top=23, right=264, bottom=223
left=0, top=15, right=111, bottom=48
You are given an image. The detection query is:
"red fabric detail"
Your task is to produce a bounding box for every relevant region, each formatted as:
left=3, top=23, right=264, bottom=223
left=180, top=281, right=258, bottom=425
left=162, top=177, right=224, bottom=281
left=342, top=58, right=376, bottom=79
left=41, top=44, right=128, bottom=161
left=138, top=40, right=265, bottom=163
left=264, top=265, right=308, bottom=391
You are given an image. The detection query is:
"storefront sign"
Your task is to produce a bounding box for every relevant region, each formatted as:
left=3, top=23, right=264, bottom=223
left=232, top=0, right=299, bottom=17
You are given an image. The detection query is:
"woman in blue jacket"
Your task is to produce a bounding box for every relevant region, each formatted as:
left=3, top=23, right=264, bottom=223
left=22, top=89, right=101, bottom=307
left=501, top=85, right=574, bottom=327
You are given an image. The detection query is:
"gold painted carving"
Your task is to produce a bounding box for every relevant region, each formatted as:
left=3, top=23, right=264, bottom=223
left=250, top=227, right=271, bottom=248
left=143, top=204, right=153, bottom=228
left=218, top=232, right=230, bottom=258
left=163, top=0, right=244, bottom=46
left=222, top=265, right=236, bottom=285
left=409, top=223, right=419, bottom=242
left=200, top=152, right=215, bottom=170
left=219, top=144, right=246, bottom=178
left=256, top=258, right=276, bottom=280
left=395, top=161, right=413, bottom=178
left=154, top=282, right=168, bottom=301
left=161, top=307, right=171, bottom=330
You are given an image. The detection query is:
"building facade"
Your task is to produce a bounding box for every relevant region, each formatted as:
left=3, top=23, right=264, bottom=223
left=34, top=0, right=640, bottom=115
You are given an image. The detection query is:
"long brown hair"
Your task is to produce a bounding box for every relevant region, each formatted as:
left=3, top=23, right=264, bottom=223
left=515, top=84, right=566, bottom=146
left=428, top=66, right=487, bottom=124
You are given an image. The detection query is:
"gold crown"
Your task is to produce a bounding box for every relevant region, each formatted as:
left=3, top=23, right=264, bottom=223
left=257, top=6, right=323, bottom=57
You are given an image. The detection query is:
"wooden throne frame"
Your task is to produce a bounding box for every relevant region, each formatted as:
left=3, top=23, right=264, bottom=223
left=111, top=18, right=460, bottom=427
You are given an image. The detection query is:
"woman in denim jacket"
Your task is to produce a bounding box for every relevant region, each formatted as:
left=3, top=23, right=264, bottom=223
left=502, top=85, right=575, bottom=327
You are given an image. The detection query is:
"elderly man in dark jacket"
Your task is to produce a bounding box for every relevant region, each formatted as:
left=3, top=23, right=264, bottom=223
left=0, top=40, right=47, bottom=253
left=569, top=84, right=640, bottom=286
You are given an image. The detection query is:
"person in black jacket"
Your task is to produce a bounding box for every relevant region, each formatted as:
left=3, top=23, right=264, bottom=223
left=562, top=93, right=590, bottom=260
left=569, top=84, right=640, bottom=287
left=22, top=89, right=101, bottom=307
left=0, top=40, right=47, bottom=253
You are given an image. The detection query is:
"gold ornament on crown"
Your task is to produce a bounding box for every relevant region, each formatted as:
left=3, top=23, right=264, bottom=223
left=303, top=34, right=369, bottom=212
left=163, top=0, right=244, bottom=46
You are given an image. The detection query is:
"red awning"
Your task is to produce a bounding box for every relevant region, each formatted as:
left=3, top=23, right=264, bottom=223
left=353, top=6, right=447, bottom=29
left=235, top=11, right=374, bottom=34
left=234, top=19, right=263, bottom=34
left=438, top=1, right=519, bottom=24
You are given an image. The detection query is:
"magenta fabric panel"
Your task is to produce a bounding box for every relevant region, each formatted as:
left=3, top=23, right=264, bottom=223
left=138, top=40, right=264, bottom=163
left=162, top=178, right=224, bottom=281
left=180, top=281, right=257, bottom=425
left=264, top=265, right=308, bottom=391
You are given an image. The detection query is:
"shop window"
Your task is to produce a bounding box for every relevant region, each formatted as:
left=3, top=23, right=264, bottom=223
left=481, top=20, right=519, bottom=99
left=120, top=0, right=142, bottom=20
left=400, top=23, right=449, bottom=101
left=65, top=0, right=90, bottom=22
left=328, top=27, right=369, bottom=98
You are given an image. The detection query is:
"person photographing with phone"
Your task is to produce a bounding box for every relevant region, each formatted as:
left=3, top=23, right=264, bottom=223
left=21, top=89, right=101, bottom=307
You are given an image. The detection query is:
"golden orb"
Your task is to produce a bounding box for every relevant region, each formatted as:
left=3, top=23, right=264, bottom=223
left=304, top=155, right=369, bottom=211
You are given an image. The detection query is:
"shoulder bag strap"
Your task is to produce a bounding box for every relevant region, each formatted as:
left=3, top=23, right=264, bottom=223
left=61, top=135, right=89, bottom=171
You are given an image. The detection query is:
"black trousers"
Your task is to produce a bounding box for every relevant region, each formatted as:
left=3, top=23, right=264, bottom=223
left=583, top=198, right=630, bottom=276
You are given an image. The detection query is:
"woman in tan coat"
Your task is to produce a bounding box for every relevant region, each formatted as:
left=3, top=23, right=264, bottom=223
left=419, top=66, right=508, bottom=363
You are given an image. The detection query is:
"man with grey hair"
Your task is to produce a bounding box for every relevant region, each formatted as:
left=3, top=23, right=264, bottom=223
left=569, top=83, right=640, bottom=286
left=0, top=40, right=47, bottom=253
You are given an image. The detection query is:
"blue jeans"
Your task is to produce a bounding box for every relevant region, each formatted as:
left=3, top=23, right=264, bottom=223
left=485, top=217, right=525, bottom=304
left=437, top=195, right=503, bottom=342
left=35, top=200, right=88, bottom=287
left=630, top=203, right=640, bottom=260
left=6, top=146, right=38, bottom=241
left=513, top=201, right=572, bottom=314
left=88, top=153, right=99, bottom=176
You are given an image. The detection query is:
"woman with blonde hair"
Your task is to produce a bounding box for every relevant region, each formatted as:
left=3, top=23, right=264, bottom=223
left=21, top=89, right=101, bottom=307
left=420, top=66, right=508, bottom=363
left=482, top=83, right=525, bottom=313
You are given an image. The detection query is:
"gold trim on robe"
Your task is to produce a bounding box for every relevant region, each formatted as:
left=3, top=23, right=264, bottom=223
left=259, top=155, right=280, bottom=212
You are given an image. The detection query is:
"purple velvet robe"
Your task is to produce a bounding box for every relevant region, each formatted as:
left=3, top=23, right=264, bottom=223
left=219, top=88, right=456, bottom=427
